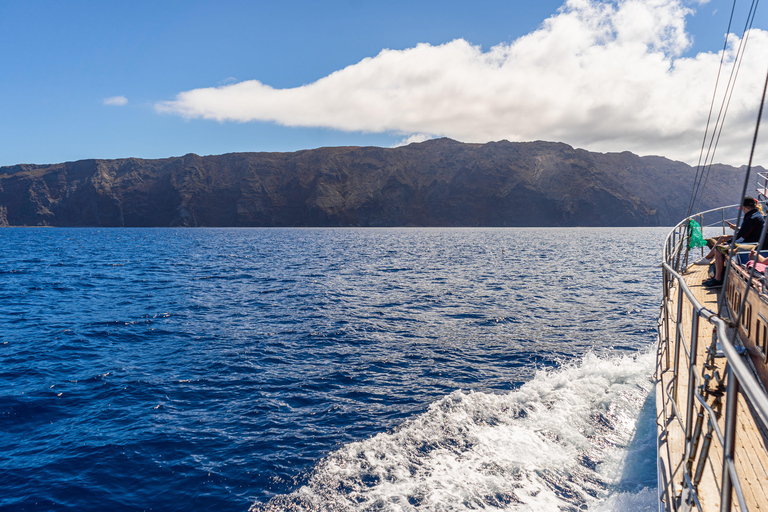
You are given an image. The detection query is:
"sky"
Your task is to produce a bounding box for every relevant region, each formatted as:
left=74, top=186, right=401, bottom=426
left=1, top=0, right=767, bottom=168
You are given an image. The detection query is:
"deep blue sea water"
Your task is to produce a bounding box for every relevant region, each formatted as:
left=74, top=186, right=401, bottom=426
left=0, top=227, right=666, bottom=511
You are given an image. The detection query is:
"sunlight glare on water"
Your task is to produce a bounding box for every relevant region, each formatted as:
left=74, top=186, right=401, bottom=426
left=0, top=227, right=666, bottom=511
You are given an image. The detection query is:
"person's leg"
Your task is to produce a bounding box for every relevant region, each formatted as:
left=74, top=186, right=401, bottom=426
left=703, top=236, right=731, bottom=260
left=714, top=251, right=725, bottom=281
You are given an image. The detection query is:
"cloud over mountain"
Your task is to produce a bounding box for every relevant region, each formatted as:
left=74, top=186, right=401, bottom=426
left=155, top=0, right=768, bottom=166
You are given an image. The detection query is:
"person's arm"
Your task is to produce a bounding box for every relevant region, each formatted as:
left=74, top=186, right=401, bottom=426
left=749, top=249, right=768, bottom=264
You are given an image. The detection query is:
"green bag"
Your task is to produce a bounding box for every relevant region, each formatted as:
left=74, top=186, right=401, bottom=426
left=688, top=219, right=707, bottom=249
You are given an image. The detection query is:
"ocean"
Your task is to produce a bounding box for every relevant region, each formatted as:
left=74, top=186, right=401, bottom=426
left=0, top=227, right=665, bottom=511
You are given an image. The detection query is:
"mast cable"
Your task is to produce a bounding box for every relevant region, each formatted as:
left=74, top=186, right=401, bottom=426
left=719, top=64, right=768, bottom=317
left=692, top=0, right=760, bottom=215
left=694, top=0, right=759, bottom=215
left=686, top=0, right=738, bottom=217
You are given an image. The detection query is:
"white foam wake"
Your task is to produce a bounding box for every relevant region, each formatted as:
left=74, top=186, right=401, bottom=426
left=251, top=351, right=657, bottom=511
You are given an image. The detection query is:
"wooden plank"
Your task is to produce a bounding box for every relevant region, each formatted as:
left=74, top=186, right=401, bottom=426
left=658, top=260, right=768, bottom=511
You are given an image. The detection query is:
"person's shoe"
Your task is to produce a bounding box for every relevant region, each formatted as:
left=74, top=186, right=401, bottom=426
left=693, top=256, right=711, bottom=265
left=702, top=277, right=723, bottom=287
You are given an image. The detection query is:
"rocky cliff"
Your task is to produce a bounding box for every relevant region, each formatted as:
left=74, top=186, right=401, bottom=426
left=0, top=139, right=754, bottom=227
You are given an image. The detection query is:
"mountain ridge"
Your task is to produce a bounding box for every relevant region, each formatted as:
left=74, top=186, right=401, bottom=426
left=0, top=138, right=755, bottom=227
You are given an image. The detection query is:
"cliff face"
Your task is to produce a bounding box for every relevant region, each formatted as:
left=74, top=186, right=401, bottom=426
left=0, top=139, right=753, bottom=227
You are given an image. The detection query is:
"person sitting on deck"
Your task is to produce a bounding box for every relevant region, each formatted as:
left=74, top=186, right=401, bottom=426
left=693, top=235, right=731, bottom=265
left=702, top=196, right=765, bottom=287
left=746, top=249, right=768, bottom=275
left=696, top=198, right=766, bottom=264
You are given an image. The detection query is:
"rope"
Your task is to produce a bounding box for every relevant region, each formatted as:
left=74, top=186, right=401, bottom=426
left=688, top=0, right=761, bottom=216
left=694, top=0, right=760, bottom=215
left=718, top=65, right=768, bottom=317
left=687, top=0, right=738, bottom=218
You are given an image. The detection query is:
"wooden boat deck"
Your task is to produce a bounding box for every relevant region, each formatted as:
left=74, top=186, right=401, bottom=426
left=657, top=263, right=768, bottom=511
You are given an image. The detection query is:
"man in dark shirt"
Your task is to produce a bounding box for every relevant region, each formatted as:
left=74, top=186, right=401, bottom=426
left=703, top=196, right=765, bottom=287
left=729, top=199, right=764, bottom=243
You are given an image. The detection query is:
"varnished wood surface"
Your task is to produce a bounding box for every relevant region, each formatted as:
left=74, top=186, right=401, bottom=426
left=657, top=262, right=768, bottom=511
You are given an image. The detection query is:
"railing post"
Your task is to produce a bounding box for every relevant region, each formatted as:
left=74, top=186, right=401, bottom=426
left=722, top=209, right=726, bottom=236
left=673, top=284, right=685, bottom=404
left=664, top=267, right=672, bottom=369
left=694, top=423, right=714, bottom=487
left=672, top=230, right=678, bottom=272
left=685, top=310, right=700, bottom=450
left=668, top=236, right=674, bottom=276
left=720, top=364, right=740, bottom=512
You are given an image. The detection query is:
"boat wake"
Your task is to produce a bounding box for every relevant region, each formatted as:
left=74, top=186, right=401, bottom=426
left=251, top=350, right=657, bottom=511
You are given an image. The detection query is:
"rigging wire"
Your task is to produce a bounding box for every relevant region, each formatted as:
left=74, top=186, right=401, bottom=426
left=694, top=0, right=760, bottom=215
left=719, top=65, right=768, bottom=317
left=686, top=0, right=738, bottom=218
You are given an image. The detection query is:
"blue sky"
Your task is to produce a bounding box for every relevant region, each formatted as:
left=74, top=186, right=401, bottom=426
left=1, top=0, right=766, bottom=167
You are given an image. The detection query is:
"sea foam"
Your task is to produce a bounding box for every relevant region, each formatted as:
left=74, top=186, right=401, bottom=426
left=251, top=350, right=657, bottom=511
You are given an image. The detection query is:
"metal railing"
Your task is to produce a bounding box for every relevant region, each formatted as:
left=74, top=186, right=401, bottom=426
left=756, top=173, right=768, bottom=204
left=658, top=206, right=768, bottom=512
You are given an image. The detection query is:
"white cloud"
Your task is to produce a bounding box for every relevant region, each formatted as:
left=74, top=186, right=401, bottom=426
left=393, top=133, right=435, bottom=147
left=155, top=0, right=768, bottom=166
left=103, top=96, right=128, bottom=106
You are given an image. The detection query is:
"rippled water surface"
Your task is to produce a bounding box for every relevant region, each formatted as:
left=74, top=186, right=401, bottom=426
left=0, top=227, right=666, bottom=511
